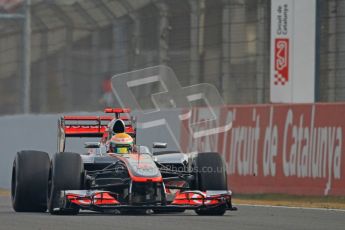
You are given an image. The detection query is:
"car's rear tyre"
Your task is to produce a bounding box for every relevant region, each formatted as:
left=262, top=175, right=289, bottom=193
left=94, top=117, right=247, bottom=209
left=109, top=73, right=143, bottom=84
left=193, top=152, right=227, bottom=216
left=11, top=151, right=50, bottom=212
left=48, top=152, right=84, bottom=215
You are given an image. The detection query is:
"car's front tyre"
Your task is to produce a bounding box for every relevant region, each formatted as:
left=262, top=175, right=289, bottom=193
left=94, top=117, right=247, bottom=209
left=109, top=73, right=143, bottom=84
left=11, top=150, right=50, bottom=212
left=193, top=152, right=228, bottom=216
left=47, top=152, right=84, bottom=215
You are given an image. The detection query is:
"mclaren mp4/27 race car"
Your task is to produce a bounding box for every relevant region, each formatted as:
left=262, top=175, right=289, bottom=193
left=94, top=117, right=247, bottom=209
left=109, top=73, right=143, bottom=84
left=11, top=108, right=236, bottom=215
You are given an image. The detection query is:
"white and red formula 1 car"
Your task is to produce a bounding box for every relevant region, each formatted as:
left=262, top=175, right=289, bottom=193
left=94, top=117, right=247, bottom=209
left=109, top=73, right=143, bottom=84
left=11, top=108, right=236, bottom=215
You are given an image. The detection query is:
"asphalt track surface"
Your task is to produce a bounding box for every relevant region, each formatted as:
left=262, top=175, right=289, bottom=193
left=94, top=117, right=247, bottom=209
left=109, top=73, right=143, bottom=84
left=0, top=196, right=344, bottom=230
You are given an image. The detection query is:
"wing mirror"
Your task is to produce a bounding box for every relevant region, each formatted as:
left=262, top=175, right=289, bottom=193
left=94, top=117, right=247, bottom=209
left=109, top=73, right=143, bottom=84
left=152, top=142, right=167, bottom=149
left=84, top=142, right=101, bottom=148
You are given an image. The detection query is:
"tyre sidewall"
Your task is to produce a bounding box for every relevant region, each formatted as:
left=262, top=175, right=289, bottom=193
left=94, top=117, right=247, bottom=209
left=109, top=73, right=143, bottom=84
left=195, top=152, right=228, bottom=191
left=193, top=152, right=228, bottom=216
left=11, top=151, right=50, bottom=212
left=48, top=152, right=83, bottom=214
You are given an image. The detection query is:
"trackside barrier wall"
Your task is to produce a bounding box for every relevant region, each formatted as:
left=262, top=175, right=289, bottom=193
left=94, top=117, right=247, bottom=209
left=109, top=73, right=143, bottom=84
left=180, top=103, right=345, bottom=196
left=2, top=105, right=344, bottom=196
left=0, top=114, right=59, bottom=188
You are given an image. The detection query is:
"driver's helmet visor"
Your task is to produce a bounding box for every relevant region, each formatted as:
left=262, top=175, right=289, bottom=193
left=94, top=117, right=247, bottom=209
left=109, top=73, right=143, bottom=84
left=110, top=143, right=132, bottom=154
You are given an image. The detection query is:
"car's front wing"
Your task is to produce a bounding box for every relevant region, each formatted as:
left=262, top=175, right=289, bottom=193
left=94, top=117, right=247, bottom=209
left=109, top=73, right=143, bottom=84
left=54, top=190, right=237, bottom=213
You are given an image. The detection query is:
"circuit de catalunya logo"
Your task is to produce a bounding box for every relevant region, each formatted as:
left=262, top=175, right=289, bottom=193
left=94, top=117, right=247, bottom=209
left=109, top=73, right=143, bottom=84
left=274, top=38, right=289, bottom=86
left=110, top=65, right=232, bottom=152
left=180, top=104, right=345, bottom=196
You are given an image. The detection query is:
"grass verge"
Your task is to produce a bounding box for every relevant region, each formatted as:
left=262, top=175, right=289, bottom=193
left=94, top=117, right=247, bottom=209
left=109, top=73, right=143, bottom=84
left=233, top=194, right=345, bottom=210
left=0, top=188, right=9, bottom=196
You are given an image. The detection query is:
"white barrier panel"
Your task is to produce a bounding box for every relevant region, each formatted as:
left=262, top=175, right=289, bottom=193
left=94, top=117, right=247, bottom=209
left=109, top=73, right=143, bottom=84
left=270, top=0, right=317, bottom=103
left=0, top=114, right=59, bottom=188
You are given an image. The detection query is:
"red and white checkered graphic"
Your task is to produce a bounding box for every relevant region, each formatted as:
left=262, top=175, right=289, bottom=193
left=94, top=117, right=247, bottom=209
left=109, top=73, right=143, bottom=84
left=274, top=71, right=287, bottom=85
left=274, top=38, right=289, bottom=85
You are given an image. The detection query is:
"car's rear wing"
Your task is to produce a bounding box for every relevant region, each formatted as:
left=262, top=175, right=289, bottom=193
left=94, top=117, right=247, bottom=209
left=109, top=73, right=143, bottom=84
left=57, top=108, right=135, bottom=152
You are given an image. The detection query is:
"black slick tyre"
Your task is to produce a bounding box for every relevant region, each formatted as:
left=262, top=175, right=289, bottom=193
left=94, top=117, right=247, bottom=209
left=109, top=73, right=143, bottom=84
left=48, top=152, right=84, bottom=215
left=11, top=150, right=50, bottom=212
left=193, top=152, right=227, bottom=216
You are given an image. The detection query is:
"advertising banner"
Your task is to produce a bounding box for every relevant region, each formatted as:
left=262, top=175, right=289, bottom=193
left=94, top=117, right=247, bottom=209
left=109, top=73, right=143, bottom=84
left=270, top=0, right=317, bottom=103
left=181, top=103, right=345, bottom=196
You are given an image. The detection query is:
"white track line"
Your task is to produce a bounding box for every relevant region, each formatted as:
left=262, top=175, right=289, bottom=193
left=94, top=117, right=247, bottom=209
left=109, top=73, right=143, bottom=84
left=236, top=203, right=345, bottom=212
